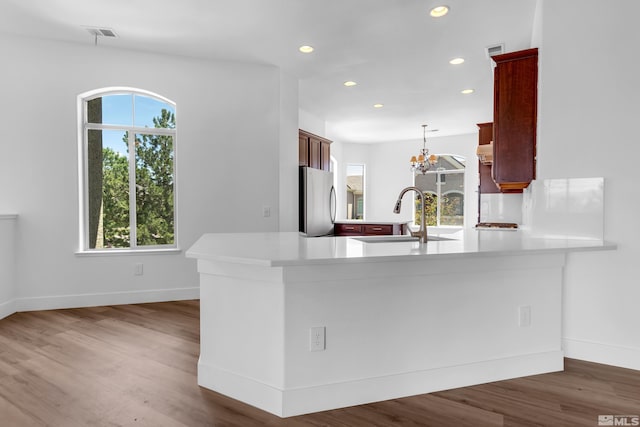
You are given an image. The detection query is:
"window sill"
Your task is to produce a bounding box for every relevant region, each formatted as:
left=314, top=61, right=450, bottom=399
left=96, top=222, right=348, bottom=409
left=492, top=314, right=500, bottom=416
left=75, top=248, right=182, bottom=257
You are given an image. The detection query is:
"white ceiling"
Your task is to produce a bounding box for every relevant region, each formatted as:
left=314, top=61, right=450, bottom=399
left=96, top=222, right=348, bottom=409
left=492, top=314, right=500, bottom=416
left=0, top=0, right=538, bottom=143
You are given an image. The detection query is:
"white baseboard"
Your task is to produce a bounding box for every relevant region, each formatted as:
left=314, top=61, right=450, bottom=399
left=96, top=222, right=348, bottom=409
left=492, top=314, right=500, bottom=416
left=3, top=287, right=199, bottom=316
left=199, top=351, right=564, bottom=418
left=0, top=298, right=17, bottom=320
left=564, top=338, right=640, bottom=371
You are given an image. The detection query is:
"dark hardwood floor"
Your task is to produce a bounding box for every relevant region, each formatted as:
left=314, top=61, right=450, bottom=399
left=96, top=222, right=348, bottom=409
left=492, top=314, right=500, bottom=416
left=0, top=301, right=638, bottom=426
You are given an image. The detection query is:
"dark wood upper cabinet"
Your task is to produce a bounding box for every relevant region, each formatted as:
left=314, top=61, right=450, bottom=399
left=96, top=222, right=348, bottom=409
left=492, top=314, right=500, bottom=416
left=298, top=133, right=309, bottom=167
left=321, top=139, right=331, bottom=171
left=299, top=129, right=332, bottom=171
left=309, top=136, right=322, bottom=169
left=491, top=48, right=538, bottom=193
left=477, top=122, right=500, bottom=194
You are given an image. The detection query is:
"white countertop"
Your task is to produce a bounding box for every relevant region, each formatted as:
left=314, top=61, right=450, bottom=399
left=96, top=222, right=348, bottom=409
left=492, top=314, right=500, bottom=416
left=186, top=230, right=616, bottom=267
left=334, top=219, right=410, bottom=225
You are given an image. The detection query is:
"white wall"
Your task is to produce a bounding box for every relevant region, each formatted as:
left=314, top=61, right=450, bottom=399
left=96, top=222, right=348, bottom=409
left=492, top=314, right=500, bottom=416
left=0, top=216, right=17, bottom=317
left=538, top=0, right=640, bottom=369
left=334, top=134, right=478, bottom=227
left=298, top=109, right=326, bottom=137
left=279, top=72, right=299, bottom=232
left=0, top=33, right=292, bottom=312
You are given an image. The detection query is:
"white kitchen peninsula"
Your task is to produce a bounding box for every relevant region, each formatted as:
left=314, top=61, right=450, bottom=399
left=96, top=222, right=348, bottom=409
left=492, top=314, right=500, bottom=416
left=186, top=230, right=614, bottom=417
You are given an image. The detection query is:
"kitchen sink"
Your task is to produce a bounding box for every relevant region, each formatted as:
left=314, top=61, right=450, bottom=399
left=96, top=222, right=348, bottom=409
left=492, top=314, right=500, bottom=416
left=351, top=235, right=456, bottom=243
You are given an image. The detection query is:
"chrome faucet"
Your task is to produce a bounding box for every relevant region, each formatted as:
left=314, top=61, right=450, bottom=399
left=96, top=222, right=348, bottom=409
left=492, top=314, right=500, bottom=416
left=393, top=186, right=427, bottom=243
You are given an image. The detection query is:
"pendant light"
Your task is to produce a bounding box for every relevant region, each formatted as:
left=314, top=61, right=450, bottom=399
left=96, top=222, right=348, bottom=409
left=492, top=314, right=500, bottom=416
left=410, top=125, right=438, bottom=174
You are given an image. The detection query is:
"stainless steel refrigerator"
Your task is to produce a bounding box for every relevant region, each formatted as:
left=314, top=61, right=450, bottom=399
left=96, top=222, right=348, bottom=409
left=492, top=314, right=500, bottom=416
left=299, top=166, right=336, bottom=236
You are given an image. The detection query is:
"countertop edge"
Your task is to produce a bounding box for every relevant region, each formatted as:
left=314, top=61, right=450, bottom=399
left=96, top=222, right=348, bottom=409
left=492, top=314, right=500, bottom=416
left=267, top=242, right=618, bottom=267
left=185, top=250, right=275, bottom=267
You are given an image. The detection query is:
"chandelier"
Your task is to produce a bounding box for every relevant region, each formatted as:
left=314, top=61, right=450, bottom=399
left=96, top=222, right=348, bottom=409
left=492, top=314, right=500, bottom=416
left=410, top=124, right=438, bottom=174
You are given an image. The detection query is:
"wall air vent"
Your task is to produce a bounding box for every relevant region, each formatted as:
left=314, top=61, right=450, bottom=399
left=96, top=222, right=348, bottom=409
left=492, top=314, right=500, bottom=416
left=485, top=43, right=505, bottom=59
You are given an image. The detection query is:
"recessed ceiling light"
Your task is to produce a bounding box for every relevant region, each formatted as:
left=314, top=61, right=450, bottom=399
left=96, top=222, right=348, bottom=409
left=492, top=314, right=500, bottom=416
left=373, top=103, right=384, bottom=108
left=299, top=45, right=314, bottom=54
left=461, top=89, right=474, bottom=94
left=430, top=5, right=449, bottom=17
left=449, top=57, right=465, bottom=65
left=343, top=81, right=357, bottom=87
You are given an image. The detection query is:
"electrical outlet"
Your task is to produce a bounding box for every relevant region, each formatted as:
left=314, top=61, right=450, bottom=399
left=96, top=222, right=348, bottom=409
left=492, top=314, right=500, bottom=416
left=134, top=263, right=144, bottom=276
left=262, top=206, right=271, bottom=217
left=309, top=326, right=325, bottom=352
left=518, top=305, right=531, bottom=327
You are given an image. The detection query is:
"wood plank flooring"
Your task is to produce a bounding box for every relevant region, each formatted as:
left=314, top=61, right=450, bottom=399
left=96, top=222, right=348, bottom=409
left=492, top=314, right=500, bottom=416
left=0, top=300, right=638, bottom=426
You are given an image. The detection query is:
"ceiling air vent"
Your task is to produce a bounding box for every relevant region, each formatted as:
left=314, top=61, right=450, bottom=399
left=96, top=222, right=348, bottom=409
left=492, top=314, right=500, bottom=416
left=485, top=43, right=505, bottom=59
left=85, top=27, right=118, bottom=38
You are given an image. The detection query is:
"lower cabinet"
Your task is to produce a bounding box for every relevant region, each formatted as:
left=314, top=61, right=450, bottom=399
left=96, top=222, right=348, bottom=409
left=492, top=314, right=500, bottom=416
left=334, top=222, right=406, bottom=236
left=334, top=223, right=363, bottom=235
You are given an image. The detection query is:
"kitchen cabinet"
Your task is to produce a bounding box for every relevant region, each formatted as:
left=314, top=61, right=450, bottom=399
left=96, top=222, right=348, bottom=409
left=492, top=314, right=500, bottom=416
left=298, top=133, right=308, bottom=167
left=299, top=129, right=332, bottom=171
left=334, top=223, right=363, bottom=235
left=477, top=122, right=499, bottom=194
left=491, top=48, right=538, bottom=193
left=334, top=222, right=406, bottom=236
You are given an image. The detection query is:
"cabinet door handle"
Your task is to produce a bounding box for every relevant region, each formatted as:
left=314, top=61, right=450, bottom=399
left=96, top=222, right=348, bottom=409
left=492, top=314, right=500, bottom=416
left=371, top=227, right=382, bottom=231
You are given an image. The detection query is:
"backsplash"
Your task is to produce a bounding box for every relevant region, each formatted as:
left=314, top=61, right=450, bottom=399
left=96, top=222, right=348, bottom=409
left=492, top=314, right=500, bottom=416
left=479, top=193, right=523, bottom=224
left=521, top=177, right=604, bottom=240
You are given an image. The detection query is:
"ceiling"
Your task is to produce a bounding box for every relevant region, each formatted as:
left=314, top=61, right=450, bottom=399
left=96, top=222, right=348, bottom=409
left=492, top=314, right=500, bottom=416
left=0, top=0, right=538, bottom=143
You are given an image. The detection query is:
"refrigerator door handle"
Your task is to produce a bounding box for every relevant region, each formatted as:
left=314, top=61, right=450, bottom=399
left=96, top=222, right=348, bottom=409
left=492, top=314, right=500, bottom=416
left=330, top=185, right=337, bottom=223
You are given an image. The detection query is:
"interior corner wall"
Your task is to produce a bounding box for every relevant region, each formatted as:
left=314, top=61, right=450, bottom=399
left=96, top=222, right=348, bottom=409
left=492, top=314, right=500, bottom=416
left=0, top=33, right=287, bottom=312
left=531, top=0, right=543, bottom=48
left=538, top=0, right=640, bottom=369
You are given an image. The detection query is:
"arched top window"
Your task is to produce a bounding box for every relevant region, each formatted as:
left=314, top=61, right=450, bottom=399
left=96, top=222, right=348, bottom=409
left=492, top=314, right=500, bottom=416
left=414, top=154, right=465, bottom=227
left=78, top=88, right=177, bottom=252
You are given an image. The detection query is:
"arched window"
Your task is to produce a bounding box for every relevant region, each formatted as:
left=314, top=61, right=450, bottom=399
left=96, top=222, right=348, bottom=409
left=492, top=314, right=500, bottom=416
left=414, top=154, right=465, bottom=227
left=78, top=88, right=177, bottom=251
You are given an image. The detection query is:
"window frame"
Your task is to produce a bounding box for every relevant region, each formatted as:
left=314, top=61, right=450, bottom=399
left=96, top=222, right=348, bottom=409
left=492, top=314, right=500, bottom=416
left=346, top=163, right=365, bottom=220
left=77, top=87, right=179, bottom=254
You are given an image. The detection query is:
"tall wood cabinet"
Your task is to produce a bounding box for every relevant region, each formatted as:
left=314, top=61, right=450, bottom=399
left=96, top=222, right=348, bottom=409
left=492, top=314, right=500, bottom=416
left=491, top=48, right=538, bottom=193
left=299, top=129, right=332, bottom=171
